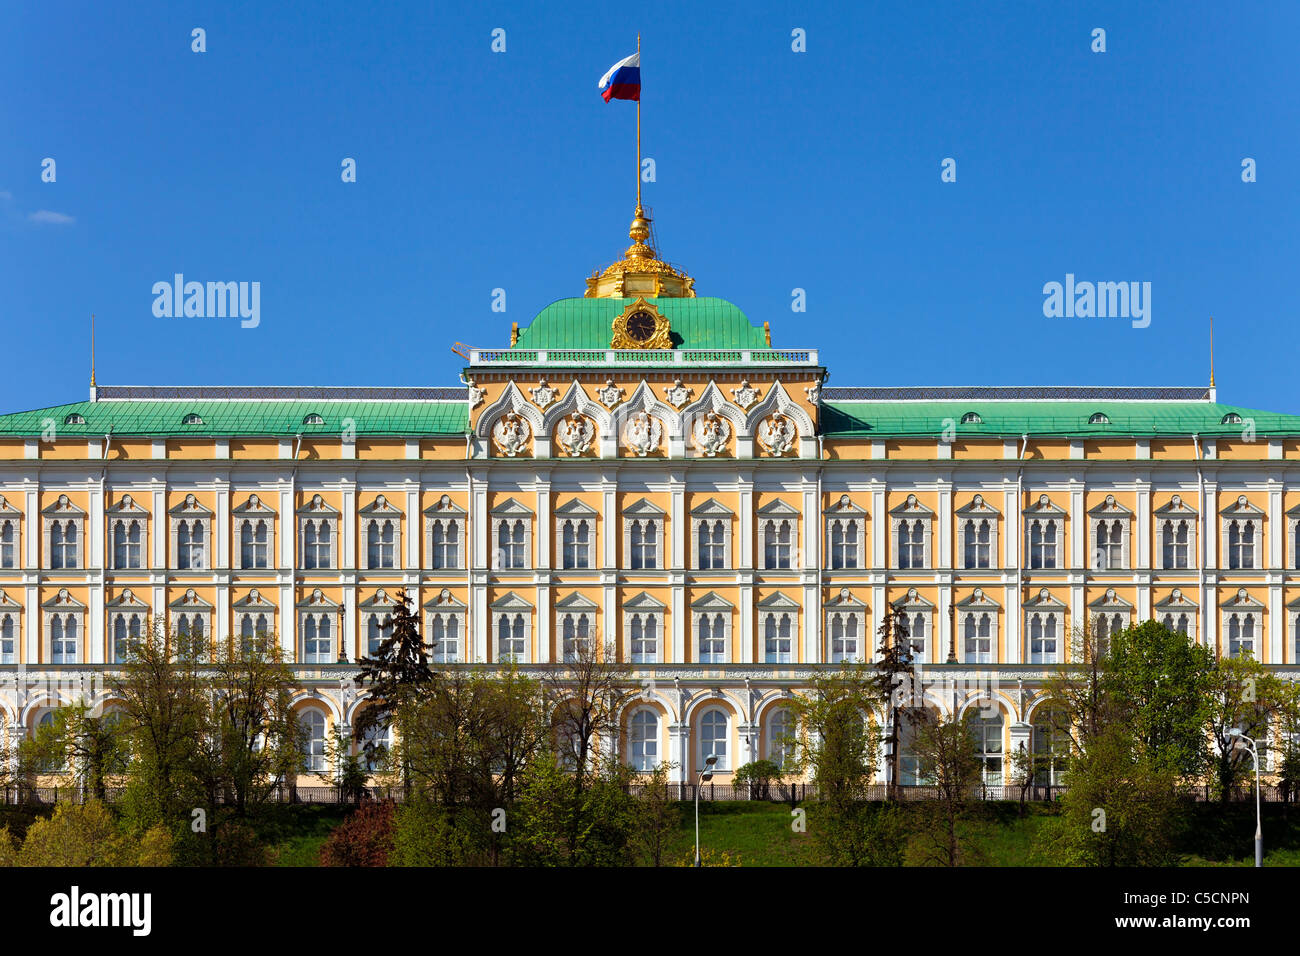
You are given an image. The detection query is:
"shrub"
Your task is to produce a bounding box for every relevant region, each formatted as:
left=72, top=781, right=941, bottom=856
left=319, top=800, right=396, bottom=867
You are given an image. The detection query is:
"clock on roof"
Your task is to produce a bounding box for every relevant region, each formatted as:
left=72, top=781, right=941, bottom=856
left=611, top=297, right=672, bottom=349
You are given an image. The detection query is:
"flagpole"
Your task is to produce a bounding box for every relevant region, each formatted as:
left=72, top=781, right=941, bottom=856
left=636, top=32, right=642, bottom=211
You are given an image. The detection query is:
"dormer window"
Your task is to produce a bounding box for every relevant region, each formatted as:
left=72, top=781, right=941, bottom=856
left=64, top=413, right=85, bottom=425
left=182, top=413, right=203, bottom=425
left=302, top=413, right=325, bottom=426
left=960, top=412, right=982, bottom=424
left=1088, top=412, right=1110, bottom=425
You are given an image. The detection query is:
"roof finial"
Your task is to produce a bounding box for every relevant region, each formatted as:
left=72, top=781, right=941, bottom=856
left=1209, top=315, right=1215, bottom=389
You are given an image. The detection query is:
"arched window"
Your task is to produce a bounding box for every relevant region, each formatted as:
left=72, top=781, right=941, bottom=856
left=763, top=612, right=793, bottom=663
left=359, top=720, right=390, bottom=772
left=763, top=520, right=793, bottom=569
left=629, top=613, right=658, bottom=663
left=1029, top=519, right=1058, bottom=569
left=177, top=519, right=206, bottom=569
left=302, top=413, right=325, bottom=426
left=898, top=519, right=925, bottom=569
left=964, top=612, right=993, bottom=664
left=366, top=614, right=390, bottom=657
left=1162, top=518, right=1190, bottom=569
left=497, top=613, right=526, bottom=661
left=1096, top=519, right=1123, bottom=569
left=1088, top=412, right=1110, bottom=425
left=0, top=519, right=15, bottom=568
left=908, top=612, right=927, bottom=662
left=430, top=519, right=460, bottom=569
left=1227, top=613, right=1256, bottom=658
left=767, top=709, right=794, bottom=769
left=300, top=710, right=327, bottom=773
left=36, top=711, right=67, bottom=772
left=50, top=614, right=77, bottom=664
left=111, top=613, right=142, bottom=664
left=1221, top=412, right=1243, bottom=425
left=429, top=612, right=461, bottom=663
left=181, top=413, right=203, bottom=426
left=698, top=520, right=726, bottom=569
left=629, top=520, right=658, bottom=569
left=112, top=519, right=144, bottom=569
left=829, top=612, right=860, bottom=663
left=497, top=519, right=527, bottom=569
left=367, top=519, right=396, bottom=569
left=303, top=520, right=332, bottom=570
left=0, top=613, right=16, bottom=663
left=1031, top=706, right=1069, bottom=786
left=561, top=519, right=591, bottom=570
left=64, top=413, right=85, bottom=425
left=561, top=613, right=591, bottom=662
left=1028, top=613, right=1058, bottom=664
left=1228, top=520, right=1256, bottom=570
left=960, top=412, right=982, bottom=424
left=963, top=518, right=992, bottom=569
left=629, top=710, right=659, bottom=772
left=50, top=520, right=77, bottom=569
left=302, top=615, right=332, bottom=663
left=698, top=613, right=726, bottom=663
left=240, top=518, right=270, bottom=569
left=829, top=518, right=860, bottom=570
left=699, top=709, right=729, bottom=771
left=970, top=710, right=1004, bottom=785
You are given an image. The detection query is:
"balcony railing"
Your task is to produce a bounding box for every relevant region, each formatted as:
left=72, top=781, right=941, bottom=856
left=468, top=348, right=819, bottom=367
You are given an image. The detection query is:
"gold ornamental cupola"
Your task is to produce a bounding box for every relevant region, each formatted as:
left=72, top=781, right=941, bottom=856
left=585, top=203, right=696, bottom=298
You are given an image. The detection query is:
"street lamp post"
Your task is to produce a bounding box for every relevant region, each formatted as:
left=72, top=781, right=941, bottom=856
left=1228, top=728, right=1263, bottom=868
left=694, top=754, right=718, bottom=867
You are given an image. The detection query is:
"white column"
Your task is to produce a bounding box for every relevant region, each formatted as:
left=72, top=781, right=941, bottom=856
left=342, top=482, right=357, bottom=570
left=536, top=481, right=551, bottom=570
left=1136, top=480, right=1151, bottom=569
left=405, top=487, right=420, bottom=569
left=215, top=481, right=230, bottom=569
left=602, top=483, right=616, bottom=569
left=670, top=477, right=685, bottom=569
left=671, top=585, right=685, bottom=664
left=937, top=482, right=952, bottom=570
left=738, top=478, right=753, bottom=570
left=872, top=488, right=886, bottom=569
left=739, top=586, right=753, bottom=664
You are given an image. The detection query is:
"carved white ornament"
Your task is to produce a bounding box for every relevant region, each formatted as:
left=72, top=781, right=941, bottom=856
left=691, top=412, right=731, bottom=457
left=556, top=413, right=596, bottom=457
left=492, top=412, right=531, bottom=457
left=805, top=383, right=821, bottom=405
left=664, top=379, right=694, bottom=408
left=731, top=380, right=761, bottom=409
left=758, top=413, right=797, bottom=456
left=622, top=411, right=663, bottom=457
left=595, top=379, right=625, bottom=408
left=466, top=380, right=485, bottom=409
left=529, top=379, right=559, bottom=409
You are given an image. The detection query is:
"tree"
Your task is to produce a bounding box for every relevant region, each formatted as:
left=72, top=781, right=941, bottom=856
left=3, top=800, right=173, bottom=867
left=1203, top=652, right=1297, bottom=801
left=1101, top=619, right=1214, bottom=779
left=733, top=759, right=784, bottom=801
left=1036, top=725, right=1186, bottom=866
left=871, top=603, right=915, bottom=801
left=630, top=762, right=681, bottom=867
left=20, top=701, right=129, bottom=801
left=545, top=637, right=632, bottom=798
left=906, top=709, right=984, bottom=866
left=1042, top=616, right=1119, bottom=757
left=355, top=588, right=435, bottom=797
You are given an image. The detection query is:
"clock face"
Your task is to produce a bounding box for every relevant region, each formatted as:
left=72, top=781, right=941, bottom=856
left=626, top=310, right=656, bottom=342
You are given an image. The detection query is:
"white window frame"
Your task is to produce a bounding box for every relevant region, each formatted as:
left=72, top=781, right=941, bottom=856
left=42, top=495, right=85, bottom=571
left=1088, top=587, right=1133, bottom=644
left=1088, top=494, right=1132, bottom=571
left=628, top=708, right=661, bottom=772
left=692, top=591, right=733, bottom=664
left=169, top=588, right=213, bottom=648
left=758, top=592, right=800, bottom=663
left=1022, top=588, right=1066, bottom=665
left=425, top=495, right=466, bottom=571
left=765, top=708, right=795, bottom=769
left=358, top=588, right=399, bottom=658
left=233, top=588, right=277, bottom=647
left=623, top=591, right=665, bottom=664
left=1023, top=495, right=1065, bottom=571
left=890, top=494, right=933, bottom=570
left=970, top=710, right=1005, bottom=785
left=233, top=493, right=277, bottom=570
left=169, top=493, right=213, bottom=571
left=1220, top=496, right=1264, bottom=571
left=0, top=589, right=20, bottom=664
left=955, top=494, right=1000, bottom=570
left=1154, top=589, right=1198, bottom=642
left=555, top=593, right=598, bottom=661
left=491, top=591, right=533, bottom=662
left=1221, top=589, right=1264, bottom=659
left=106, top=588, right=149, bottom=664
left=359, top=494, right=403, bottom=571
left=892, top=587, right=934, bottom=664
left=1155, top=495, right=1197, bottom=571
left=956, top=588, right=999, bottom=665
left=425, top=589, right=466, bottom=664
left=300, top=708, right=328, bottom=773
left=0, top=495, right=21, bottom=570
left=491, top=498, right=534, bottom=571
left=623, top=498, right=666, bottom=571
left=297, top=589, right=340, bottom=664
left=757, top=499, right=801, bottom=571
left=692, top=498, right=733, bottom=571
left=106, top=494, right=150, bottom=571
left=297, top=495, right=340, bottom=571
left=41, top=588, right=85, bottom=665
left=824, top=588, right=867, bottom=663
left=698, top=708, right=730, bottom=771
left=824, top=494, right=865, bottom=571
left=555, top=499, right=598, bottom=571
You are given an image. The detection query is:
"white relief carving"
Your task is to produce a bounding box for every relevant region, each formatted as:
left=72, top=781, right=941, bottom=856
left=556, top=413, right=596, bottom=457
left=595, top=378, right=625, bottom=408
left=664, top=379, right=694, bottom=408
left=466, top=380, right=485, bottom=409
left=691, top=412, right=731, bottom=457
left=805, top=383, right=821, bottom=405
left=622, top=411, right=663, bottom=457
left=758, top=414, right=796, bottom=456
left=529, top=379, right=559, bottom=409
left=731, top=380, right=761, bottom=409
left=492, top=412, right=531, bottom=457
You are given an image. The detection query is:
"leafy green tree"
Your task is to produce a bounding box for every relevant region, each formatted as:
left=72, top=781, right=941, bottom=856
left=20, top=702, right=129, bottom=801
left=1036, top=725, right=1186, bottom=866
left=510, top=756, right=636, bottom=866
left=906, top=710, right=984, bottom=866
left=733, top=759, right=784, bottom=800
left=871, top=603, right=915, bottom=801
left=1101, top=619, right=1214, bottom=779
left=1203, top=653, right=1297, bottom=801
left=630, top=762, right=681, bottom=867
left=3, top=800, right=172, bottom=867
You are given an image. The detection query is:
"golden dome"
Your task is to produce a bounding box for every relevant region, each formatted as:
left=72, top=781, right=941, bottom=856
left=585, top=204, right=696, bottom=298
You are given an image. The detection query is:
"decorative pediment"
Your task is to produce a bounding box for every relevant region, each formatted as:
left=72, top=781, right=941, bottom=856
left=424, top=588, right=467, bottom=611
left=41, top=588, right=86, bottom=611
left=956, top=587, right=1000, bottom=610
left=168, top=588, right=213, bottom=611
left=1153, top=494, right=1196, bottom=517
left=554, top=498, right=599, bottom=517
left=490, top=591, right=534, bottom=612
left=690, top=497, right=735, bottom=518
left=892, top=587, right=935, bottom=610
left=233, top=493, right=277, bottom=517
left=490, top=497, right=534, bottom=518
left=824, top=494, right=866, bottom=517
left=690, top=590, right=735, bottom=612
left=1222, top=587, right=1265, bottom=610
left=168, top=493, right=213, bottom=518
left=623, top=497, right=666, bottom=518
left=0, top=588, right=20, bottom=609
left=825, top=587, right=867, bottom=610
left=296, top=494, right=340, bottom=516
left=889, top=493, right=934, bottom=517
left=358, top=494, right=404, bottom=518
left=0, top=495, right=21, bottom=517
left=681, top=381, right=746, bottom=438
left=358, top=587, right=401, bottom=610
left=105, top=494, right=149, bottom=517
left=1154, top=588, right=1198, bottom=611
left=1088, top=588, right=1134, bottom=611
left=757, top=498, right=801, bottom=518
left=106, top=588, right=149, bottom=610
left=1023, top=494, right=1066, bottom=517
left=1220, top=495, right=1265, bottom=517
left=1088, top=494, right=1133, bottom=517
left=1023, top=587, right=1067, bottom=611
left=233, top=588, right=277, bottom=610
left=424, top=494, right=466, bottom=516
left=746, top=381, right=815, bottom=458
left=756, top=591, right=801, bottom=611
left=297, top=588, right=341, bottom=611
left=555, top=592, right=600, bottom=612
left=41, top=494, right=85, bottom=517
left=623, top=590, right=667, bottom=611
left=473, top=381, right=545, bottom=450
left=955, top=493, right=1000, bottom=517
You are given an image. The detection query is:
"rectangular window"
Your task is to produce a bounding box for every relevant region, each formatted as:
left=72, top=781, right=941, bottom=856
left=561, top=519, right=592, bottom=570
left=430, top=519, right=461, bottom=570
left=630, top=613, right=659, bottom=663
left=698, top=613, right=726, bottom=663
left=828, top=612, right=860, bottom=663
left=828, top=519, right=859, bottom=570
left=302, top=520, right=333, bottom=570
left=0, top=520, right=16, bottom=569
left=366, top=519, right=397, bottom=569
left=1227, top=520, right=1257, bottom=570
left=763, top=613, right=793, bottom=663
left=497, top=520, right=528, bottom=569
left=697, top=520, right=726, bottom=570
left=964, top=612, right=993, bottom=664
left=240, top=518, right=271, bottom=569
left=897, top=520, right=925, bottom=569
left=1028, top=520, right=1058, bottom=570
left=963, top=519, right=992, bottom=569
left=1162, top=519, right=1191, bottom=569
left=177, top=519, right=207, bottom=570
left=629, top=520, right=659, bottom=570
left=112, top=519, right=144, bottom=569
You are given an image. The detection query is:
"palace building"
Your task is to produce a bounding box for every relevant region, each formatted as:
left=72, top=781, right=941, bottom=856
left=2, top=202, right=1299, bottom=786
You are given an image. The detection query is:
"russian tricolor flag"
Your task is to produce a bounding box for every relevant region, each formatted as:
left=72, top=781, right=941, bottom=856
left=599, top=52, right=640, bottom=102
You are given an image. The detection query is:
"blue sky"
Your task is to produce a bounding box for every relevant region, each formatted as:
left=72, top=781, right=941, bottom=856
left=2, top=0, right=1297, bottom=412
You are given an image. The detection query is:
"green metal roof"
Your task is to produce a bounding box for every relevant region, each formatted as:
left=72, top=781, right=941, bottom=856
left=511, top=297, right=769, bottom=351
left=822, top=401, right=1300, bottom=439
left=0, top=400, right=468, bottom=438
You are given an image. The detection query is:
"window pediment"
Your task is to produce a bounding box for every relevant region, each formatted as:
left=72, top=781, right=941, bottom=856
left=358, top=588, right=400, bottom=610
left=691, top=497, right=735, bottom=518
left=623, top=497, right=666, bottom=518
left=232, top=588, right=277, bottom=610
left=490, top=497, right=534, bottom=518
left=105, top=494, right=150, bottom=517
left=955, top=493, right=1000, bottom=517
left=1219, top=495, right=1264, bottom=517
left=106, top=588, right=149, bottom=610
left=424, top=494, right=466, bottom=516
left=491, top=591, right=534, bottom=612
left=168, top=588, right=213, bottom=611
left=0, top=495, right=20, bottom=517
left=691, top=590, right=735, bottom=612
left=889, top=494, right=933, bottom=517
left=824, top=494, right=866, bottom=517
left=554, top=498, right=599, bottom=517
left=233, top=493, right=277, bottom=517
left=623, top=590, right=667, bottom=611
left=956, top=588, right=1001, bottom=610
left=555, top=592, right=599, bottom=612
left=1088, top=588, right=1134, bottom=611
left=168, top=493, right=213, bottom=517
left=358, top=495, right=404, bottom=517
left=1154, top=589, right=1198, bottom=611
left=1154, top=494, right=1197, bottom=517
left=41, top=494, right=86, bottom=517
left=756, top=592, right=801, bottom=610
left=296, top=588, right=341, bottom=610
left=424, top=588, right=467, bottom=610
left=757, top=499, right=801, bottom=518
left=1022, top=494, right=1065, bottom=517
left=1087, top=494, right=1132, bottom=517
left=0, top=588, right=19, bottom=609
left=825, top=587, right=867, bottom=610
left=41, top=588, right=86, bottom=611
left=1223, top=588, right=1265, bottom=610
left=297, top=494, right=340, bottom=516
left=892, top=587, right=934, bottom=610
left=1023, top=588, right=1067, bottom=611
